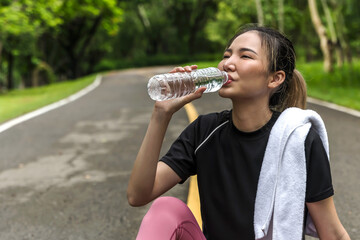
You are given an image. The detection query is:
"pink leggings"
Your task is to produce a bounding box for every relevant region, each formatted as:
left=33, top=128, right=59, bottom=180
left=136, top=197, right=206, bottom=240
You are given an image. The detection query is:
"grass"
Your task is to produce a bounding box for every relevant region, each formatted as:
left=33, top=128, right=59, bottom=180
left=186, top=60, right=360, bottom=111
left=297, top=61, right=360, bottom=110
left=0, top=74, right=97, bottom=124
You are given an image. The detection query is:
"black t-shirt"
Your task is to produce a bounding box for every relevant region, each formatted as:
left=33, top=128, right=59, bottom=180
left=161, top=110, right=333, bottom=240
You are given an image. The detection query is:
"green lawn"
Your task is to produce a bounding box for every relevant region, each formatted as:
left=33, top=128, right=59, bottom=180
left=297, top=61, right=360, bottom=110
left=1, top=60, right=359, bottom=125
left=0, top=74, right=97, bottom=124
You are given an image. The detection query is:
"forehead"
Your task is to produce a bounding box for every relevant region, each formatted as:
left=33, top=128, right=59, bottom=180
left=229, top=31, right=262, bottom=51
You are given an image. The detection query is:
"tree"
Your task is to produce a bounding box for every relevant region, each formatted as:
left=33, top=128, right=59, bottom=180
left=120, top=0, right=220, bottom=58
left=205, top=0, right=257, bottom=48
left=0, top=0, right=124, bottom=89
left=341, top=0, right=360, bottom=61
left=308, top=0, right=333, bottom=72
left=278, top=0, right=284, bottom=32
left=1, top=0, right=359, bottom=89
left=165, top=0, right=220, bottom=54
left=131, top=0, right=169, bottom=55
left=255, top=0, right=264, bottom=26
left=320, top=0, right=344, bottom=66
left=42, top=0, right=123, bottom=79
left=329, top=0, right=352, bottom=64
left=0, top=0, right=63, bottom=89
left=0, top=1, right=40, bottom=89
left=308, top=0, right=354, bottom=72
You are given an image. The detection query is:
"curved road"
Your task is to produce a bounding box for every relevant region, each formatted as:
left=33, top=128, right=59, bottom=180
left=0, top=67, right=358, bottom=239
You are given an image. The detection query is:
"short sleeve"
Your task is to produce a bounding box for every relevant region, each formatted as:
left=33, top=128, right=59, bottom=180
left=305, top=127, right=334, bottom=202
left=160, top=119, right=198, bottom=183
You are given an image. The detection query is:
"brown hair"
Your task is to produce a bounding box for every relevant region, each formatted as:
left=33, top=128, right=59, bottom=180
left=227, top=24, right=307, bottom=111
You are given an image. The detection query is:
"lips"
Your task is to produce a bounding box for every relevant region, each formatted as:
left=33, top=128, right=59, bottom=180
left=223, top=74, right=233, bottom=86
left=223, top=80, right=232, bottom=86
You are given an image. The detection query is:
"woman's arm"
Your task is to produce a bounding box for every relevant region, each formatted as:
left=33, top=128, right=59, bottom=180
left=306, top=197, right=350, bottom=240
left=127, top=65, right=205, bottom=207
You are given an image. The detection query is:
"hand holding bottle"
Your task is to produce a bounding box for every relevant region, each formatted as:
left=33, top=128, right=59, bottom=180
left=153, top=65, right=206, bottom=117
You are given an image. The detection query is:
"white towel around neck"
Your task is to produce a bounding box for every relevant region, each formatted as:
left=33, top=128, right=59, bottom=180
left=254, top=107, right=329, bottom=240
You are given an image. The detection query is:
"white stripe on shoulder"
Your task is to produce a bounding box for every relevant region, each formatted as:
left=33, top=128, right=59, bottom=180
left=194, top=120, right=229, bottom=154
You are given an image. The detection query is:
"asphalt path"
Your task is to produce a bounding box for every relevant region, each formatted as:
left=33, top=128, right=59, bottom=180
left=0, top=67, right=358, bottom=239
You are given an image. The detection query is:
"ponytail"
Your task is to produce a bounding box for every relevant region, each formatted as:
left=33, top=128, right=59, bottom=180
left=286, top=69, right=307, bottom=110
left=270, top=69, right=307, bottom=112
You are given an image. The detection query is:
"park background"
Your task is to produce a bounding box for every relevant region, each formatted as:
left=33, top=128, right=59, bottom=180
left=0, top=1, right=359, bottom=239
left=0, top=0, right=359, bottom=122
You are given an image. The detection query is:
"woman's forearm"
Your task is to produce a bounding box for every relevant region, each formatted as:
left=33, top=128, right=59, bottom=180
left=127, top=108, right=172, bottom=206
left=307, top=198, right=350, bottom=240
left=339, top=230, right=351, bottom=240
left=127, top=75, right=205, bottom=206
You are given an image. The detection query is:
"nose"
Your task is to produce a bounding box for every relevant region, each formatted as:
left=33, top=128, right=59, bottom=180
left=222, top=58, right=236, bottom=72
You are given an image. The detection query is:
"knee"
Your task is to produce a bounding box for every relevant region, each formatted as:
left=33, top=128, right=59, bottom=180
left=137, top=197, right=203, bottom=239
left=144, top=197, right=191, bottom=222
left=149, top=197, right=186, bottom=214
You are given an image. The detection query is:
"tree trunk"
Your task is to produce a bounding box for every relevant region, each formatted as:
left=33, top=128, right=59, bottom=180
left=0, top=42, right=2, bottom=87
left=308, top=0, right=333, bottom=72
left=0, top=41, right=2, bottom=66
left=278, top=0, right=284, bottom=33
left=255, top=0, right=264, bottom=26
left=333, top=3, right=352, bottom=63
left=7, top=51, right=14, bottom=90
left=136, top=4, right=158, bottom=55
left=320, top=0, right=343, bottom=67
left=76, top=15, right=103, bottom=77
left=32, top=61, right=54, bottom=87
left=188, top=0, right=217, bottom=54
left=78, top=16, right=102, bottom=63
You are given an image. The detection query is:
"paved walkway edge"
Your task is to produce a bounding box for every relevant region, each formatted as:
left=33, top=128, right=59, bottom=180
left=308, top=97, right=360, bottom=118
left=0, top=75, right=102, bottom=134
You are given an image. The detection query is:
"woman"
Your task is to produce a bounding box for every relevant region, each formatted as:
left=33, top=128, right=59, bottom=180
left=127, top=25, right=350, bottom=239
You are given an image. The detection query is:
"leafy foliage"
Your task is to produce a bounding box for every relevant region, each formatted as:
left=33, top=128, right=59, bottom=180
left=0, top=0, right=359, bottom=90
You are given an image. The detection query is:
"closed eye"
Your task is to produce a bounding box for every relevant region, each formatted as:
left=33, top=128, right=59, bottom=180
left=241, top=55, right=252, bottom=59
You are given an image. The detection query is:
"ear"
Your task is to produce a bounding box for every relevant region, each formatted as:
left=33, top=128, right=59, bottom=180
left=268, top=70, right=286, bottom=89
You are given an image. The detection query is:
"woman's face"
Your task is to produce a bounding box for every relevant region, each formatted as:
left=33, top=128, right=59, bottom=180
left=218, top=31, right=273, bottom=102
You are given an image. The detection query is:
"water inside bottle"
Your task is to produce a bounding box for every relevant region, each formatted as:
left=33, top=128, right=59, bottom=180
left=192, top=67, right=228, bottom=92
left=147, top=67, right=228, bottom=101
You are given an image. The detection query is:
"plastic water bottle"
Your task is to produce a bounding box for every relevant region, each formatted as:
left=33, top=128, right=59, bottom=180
left=147, top=67, right=229, bottom=101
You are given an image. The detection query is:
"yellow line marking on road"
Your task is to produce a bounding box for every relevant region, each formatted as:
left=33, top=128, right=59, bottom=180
left=184, top=103, right=199, bottom=123
left=183, top=103, right=203, bottom=229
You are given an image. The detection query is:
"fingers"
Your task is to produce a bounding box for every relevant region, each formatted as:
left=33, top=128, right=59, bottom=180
left=153, top=86, right=206, bottom=117
left=195, top=86, right=207, bottom=94
left=182, top=87, right=206, bottom=103
left=169, top=65, right=198, bottom=73
left=189, top=65, right=198, bottom=71
left=158, top=65, right=203, bottom=113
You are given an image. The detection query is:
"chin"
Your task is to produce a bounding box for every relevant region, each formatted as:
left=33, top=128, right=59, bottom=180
left=218, top=88, right=232, bottom=99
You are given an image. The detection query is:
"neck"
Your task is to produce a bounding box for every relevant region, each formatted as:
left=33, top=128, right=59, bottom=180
left=231, top=101, right=273, bottom=132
